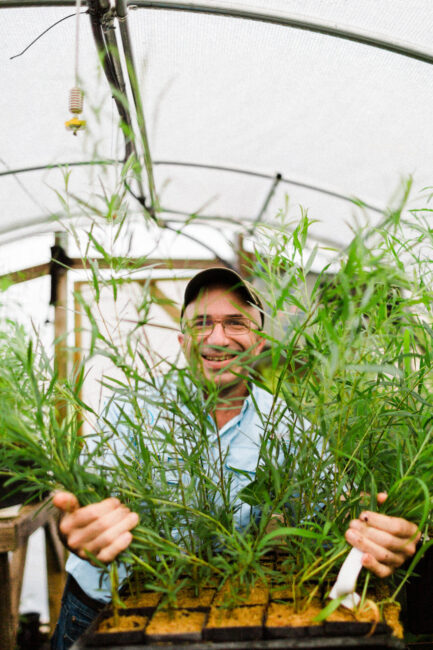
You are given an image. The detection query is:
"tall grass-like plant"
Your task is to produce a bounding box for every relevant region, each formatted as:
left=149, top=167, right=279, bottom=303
left=1, top=186, right=432, bottom=619
left=248, top=205, right=433, bottom=599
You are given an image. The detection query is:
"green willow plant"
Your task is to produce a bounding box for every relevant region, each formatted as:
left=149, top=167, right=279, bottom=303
left=249, top=203, right=433, bottom=601
left=0, top=186, right=433, bottom=619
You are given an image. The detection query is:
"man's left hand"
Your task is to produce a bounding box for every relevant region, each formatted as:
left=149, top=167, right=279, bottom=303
left=344, top=492, right=421, bottom=578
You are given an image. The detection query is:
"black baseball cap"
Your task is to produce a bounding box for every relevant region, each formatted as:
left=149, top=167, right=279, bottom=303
left=181, top=267, right=264, bottom=328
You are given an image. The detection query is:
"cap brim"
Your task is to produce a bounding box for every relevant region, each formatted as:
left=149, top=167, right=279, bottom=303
left=182, top=267, right=264, bottom=327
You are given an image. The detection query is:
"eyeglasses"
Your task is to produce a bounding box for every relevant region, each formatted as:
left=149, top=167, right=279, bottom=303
left=184, top=316, right=255, bottom=336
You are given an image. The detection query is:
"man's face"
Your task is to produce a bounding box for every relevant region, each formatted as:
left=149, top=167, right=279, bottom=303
left=178, top=285, right=265, bottom=391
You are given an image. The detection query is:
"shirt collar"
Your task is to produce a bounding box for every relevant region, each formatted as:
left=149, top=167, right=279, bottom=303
left=175, top=376, right=259, bottom=432
left=217, top=383, right=259, bottom=435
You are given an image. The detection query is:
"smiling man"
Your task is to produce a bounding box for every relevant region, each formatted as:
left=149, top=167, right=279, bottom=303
left=51, top=267, right=419, bottom=650
left=178, top=267, right=266, bottom=429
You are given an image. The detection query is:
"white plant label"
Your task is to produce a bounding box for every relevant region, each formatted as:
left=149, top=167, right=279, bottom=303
left=329, top=547, right=363, bottom=609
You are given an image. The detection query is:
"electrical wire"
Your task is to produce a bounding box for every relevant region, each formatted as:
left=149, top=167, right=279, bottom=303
left=10, top=11, right=88, bottom=60
left=74, top=0, right=82, bottom=84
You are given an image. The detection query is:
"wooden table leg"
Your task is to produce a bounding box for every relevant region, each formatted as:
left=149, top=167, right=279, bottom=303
left=0, top=552, right=13, bottom=650
left=45, top=518, right=65, bottom=634
left=10, top=541, right=28, bottom=640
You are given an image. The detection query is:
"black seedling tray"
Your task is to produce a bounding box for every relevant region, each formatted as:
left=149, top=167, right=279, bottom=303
left=73, top=633, right=405, bottom=649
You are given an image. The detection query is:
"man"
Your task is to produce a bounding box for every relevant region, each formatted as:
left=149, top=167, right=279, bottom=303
left=51, top=267, right=420, bottom=649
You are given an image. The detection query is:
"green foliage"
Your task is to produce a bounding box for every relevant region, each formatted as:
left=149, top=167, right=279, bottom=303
left=1, top=187, right=433, bottom=613
left=0, top=323, right=115, bottom=505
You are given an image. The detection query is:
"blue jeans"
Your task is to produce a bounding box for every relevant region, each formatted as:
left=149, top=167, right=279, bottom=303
left=51, top=575, right=101, bottom=650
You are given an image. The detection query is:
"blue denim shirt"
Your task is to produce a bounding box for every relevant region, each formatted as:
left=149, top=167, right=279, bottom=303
left=66, top=383, right=297, bottom=602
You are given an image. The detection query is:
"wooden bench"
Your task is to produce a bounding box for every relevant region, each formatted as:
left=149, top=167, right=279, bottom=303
left=0, top=499, right=65, bottom=650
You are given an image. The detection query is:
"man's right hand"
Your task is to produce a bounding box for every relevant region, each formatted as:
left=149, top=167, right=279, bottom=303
left=53, top=491, right=139, bottom=564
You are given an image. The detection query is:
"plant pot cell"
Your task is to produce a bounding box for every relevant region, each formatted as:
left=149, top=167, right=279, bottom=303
left=265, top=600, right=323, bottom=638
left=382, top=603, right=404, bottom=639
left=145, top=608, right=207, bottom=643
left=121, top=591, right=161, bottom=608
left=97, top=613, right=148, bottom=633
left=173, top=587, right=215, bottom=608
left=324, top=604, right=392, bottom=639
left=85, top=609, right=148, bottom=647
left=204, top=604, right=265, bottom=641
left=270, top=585, right=293, bottom=601
left=214, top=581, right=269, bottom=606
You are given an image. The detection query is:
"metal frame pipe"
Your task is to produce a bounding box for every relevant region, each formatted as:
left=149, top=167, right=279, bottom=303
left=2, top=1, right=433, bottom=66
left=0, top=159, right=385, bottom=223
left=116, top=0, right=157, bottom=212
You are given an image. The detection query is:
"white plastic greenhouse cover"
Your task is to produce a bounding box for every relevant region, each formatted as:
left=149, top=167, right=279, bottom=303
left=1, top=2, right=432, bottom=618
left=1, top=0, right=433, bottom=271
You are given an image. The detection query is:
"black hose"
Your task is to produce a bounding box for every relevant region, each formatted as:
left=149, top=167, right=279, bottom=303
left=87, top=0, right=134, bottom=160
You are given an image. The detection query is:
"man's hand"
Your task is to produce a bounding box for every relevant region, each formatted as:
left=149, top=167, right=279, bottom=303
left=345, top=492, right=421, bottom=578
left=53, top=491, right=139, bottom=564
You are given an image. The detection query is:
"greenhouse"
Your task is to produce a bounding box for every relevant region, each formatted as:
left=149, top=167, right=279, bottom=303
left=1, top=1, right=433, bottom=649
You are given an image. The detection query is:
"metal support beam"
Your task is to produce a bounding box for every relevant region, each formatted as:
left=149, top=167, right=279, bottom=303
left=116, top=0, right=158, bottom=213
left=87, top=0, right=135, bottom=161
left=156, top=161, right=384, bottom=216
left=131, top=2, right=433, bottom=66
left=0, top=160, right=385, bottom=244
left=3, top=2, right=432, bottom=66
left=250, top=173, right=282, bottom=233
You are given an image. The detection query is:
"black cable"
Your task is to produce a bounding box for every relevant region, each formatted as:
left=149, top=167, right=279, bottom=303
left=124, top=180, right=154, bottom=220
left=10, top=11, right=88, bottom=60
left=87, top=0, right=134, bottom=160
left=87, top=1, right=119, bottom=91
